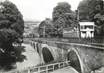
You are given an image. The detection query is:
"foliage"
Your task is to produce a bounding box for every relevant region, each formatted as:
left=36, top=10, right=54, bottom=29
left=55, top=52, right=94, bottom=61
left=77, top=0, right=90, bottom=21
left=52, top=2, right=78, bottom=37
left=52, top=2, right=72, bottom=22
left=0, top=0, right=24, bottom=69
left=38, top=18, right=54, bottom=37
left=78, top=0, right=102, bottom=21
left=54, top=13, right=78, bottom=28
left=0, top=0, right=24, bottom=45
left=94, top=13, right=104, bottom=37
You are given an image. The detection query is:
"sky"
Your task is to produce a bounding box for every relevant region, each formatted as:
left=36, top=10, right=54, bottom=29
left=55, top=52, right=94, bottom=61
left=1, top=0, right=82, bottom=21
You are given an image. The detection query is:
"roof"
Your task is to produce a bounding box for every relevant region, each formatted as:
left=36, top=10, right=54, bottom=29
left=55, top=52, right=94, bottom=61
left=79, top=22, right=94, bottom=26
left=63, top=27, right=73, bottom=31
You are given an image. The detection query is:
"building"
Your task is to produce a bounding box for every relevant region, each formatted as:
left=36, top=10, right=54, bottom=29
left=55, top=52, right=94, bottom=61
left=79, top=22, right=95, bottom=38
left=63, top=27, right=79, bottom=38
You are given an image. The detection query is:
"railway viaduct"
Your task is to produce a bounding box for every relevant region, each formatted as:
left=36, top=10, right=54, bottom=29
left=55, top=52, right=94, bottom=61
left=31, top=39, right=104, bottom=73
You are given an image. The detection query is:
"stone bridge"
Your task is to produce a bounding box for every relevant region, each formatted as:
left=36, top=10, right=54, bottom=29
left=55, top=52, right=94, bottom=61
left=31, top=39, right=104, bottom=73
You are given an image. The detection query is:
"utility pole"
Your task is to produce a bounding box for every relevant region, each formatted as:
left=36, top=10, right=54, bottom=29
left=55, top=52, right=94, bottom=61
left=76, top=9, right=81, bottom=38
left=75, top=10, right=79, bottom=21
left=43, top=25, right=46, bottom=38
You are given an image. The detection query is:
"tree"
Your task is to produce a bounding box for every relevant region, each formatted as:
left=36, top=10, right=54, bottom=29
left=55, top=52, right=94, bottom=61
left=78, top=0, right=103, bottom=21
left=52, top=2, right=78, bottom=37
left=52, top=2, right=72, bottom=22
left=0, top=0, right=24, bottom=68
left=53, top=13, right=78, bottom=37
left=94, top=13, right=104, bottom=37
left=54, top=13, right=77, bottom=28
left=38, top=18, right=53, bottom=37
left=77, top=0, right=90, bottom=21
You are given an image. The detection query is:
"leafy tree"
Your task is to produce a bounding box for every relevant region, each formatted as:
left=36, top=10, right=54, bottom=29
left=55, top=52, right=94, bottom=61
left=0, top=0, right=24, bottom=45
left=52, top=2, right=72, bottom=22
left=0, top=0, right=24, bottom=68
left=94, top=13, right=104, bottom=37
left=53, top=13, right=77, bottom=37
left=52, top=2, right=78, bottom=37
left=77, top=0, right=90, bottom=21
left=54, top=12, right=78, bottom=28
left=78, top=0, right=104, bottom=21
left=38, top=18, right=53, bottom=37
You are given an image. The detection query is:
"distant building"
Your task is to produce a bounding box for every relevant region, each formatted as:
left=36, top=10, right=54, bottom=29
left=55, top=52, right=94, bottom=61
left=79, top=22, right=95, bottom=38
left=63, top=27, right=79, bottom=38
left=23, top=21, right=40, bottom=38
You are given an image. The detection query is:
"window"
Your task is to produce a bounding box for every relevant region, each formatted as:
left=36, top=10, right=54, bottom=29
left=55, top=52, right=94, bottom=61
left=80, top=26, right=84, bottom=29
left=82, top=31, right=86, bottom=33
left=85, top=25, right=93, bottom=29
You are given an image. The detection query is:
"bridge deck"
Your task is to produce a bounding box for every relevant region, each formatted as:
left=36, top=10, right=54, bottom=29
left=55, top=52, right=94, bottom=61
left=30, top=38, right=104, bottom=50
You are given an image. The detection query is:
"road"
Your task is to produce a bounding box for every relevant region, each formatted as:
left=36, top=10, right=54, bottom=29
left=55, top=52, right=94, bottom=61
left=51, top=66, right=78, bottom=73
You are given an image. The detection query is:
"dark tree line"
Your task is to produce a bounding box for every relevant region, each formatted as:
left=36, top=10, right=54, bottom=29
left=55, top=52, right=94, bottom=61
left=78, top=0, right=104, bottom=38
left=0, top=0, right=24, bottom=69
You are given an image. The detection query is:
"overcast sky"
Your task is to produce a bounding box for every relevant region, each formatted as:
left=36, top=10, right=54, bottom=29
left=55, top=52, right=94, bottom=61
left=3, top=0, right=82, bottom=21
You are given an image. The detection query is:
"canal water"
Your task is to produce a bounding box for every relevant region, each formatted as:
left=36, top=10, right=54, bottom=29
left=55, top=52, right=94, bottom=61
left=16, top=43, right=41, bottom=70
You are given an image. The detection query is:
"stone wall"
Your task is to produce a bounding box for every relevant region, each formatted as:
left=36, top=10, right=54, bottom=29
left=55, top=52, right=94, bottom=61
left=74, top=46, right=104, bottom=73
left=32, top=41, right=104, bottom=73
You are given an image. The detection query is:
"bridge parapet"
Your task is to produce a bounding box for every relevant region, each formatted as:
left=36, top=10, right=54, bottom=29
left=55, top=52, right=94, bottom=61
left=31, top=38, right=104, bottom=50
left=3, top=60, right=70, bottom=73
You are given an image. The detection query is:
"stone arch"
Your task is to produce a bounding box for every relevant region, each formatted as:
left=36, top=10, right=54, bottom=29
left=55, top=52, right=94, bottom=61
left=42, top=47, right=54, bottom=63
left=67, top=48, right=83, bottom=73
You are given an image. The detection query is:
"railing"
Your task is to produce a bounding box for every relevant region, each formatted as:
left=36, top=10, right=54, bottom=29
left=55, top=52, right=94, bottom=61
left=6, top=60, right=70, bottom=73
left=30, top=38, right=104, bottom=50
